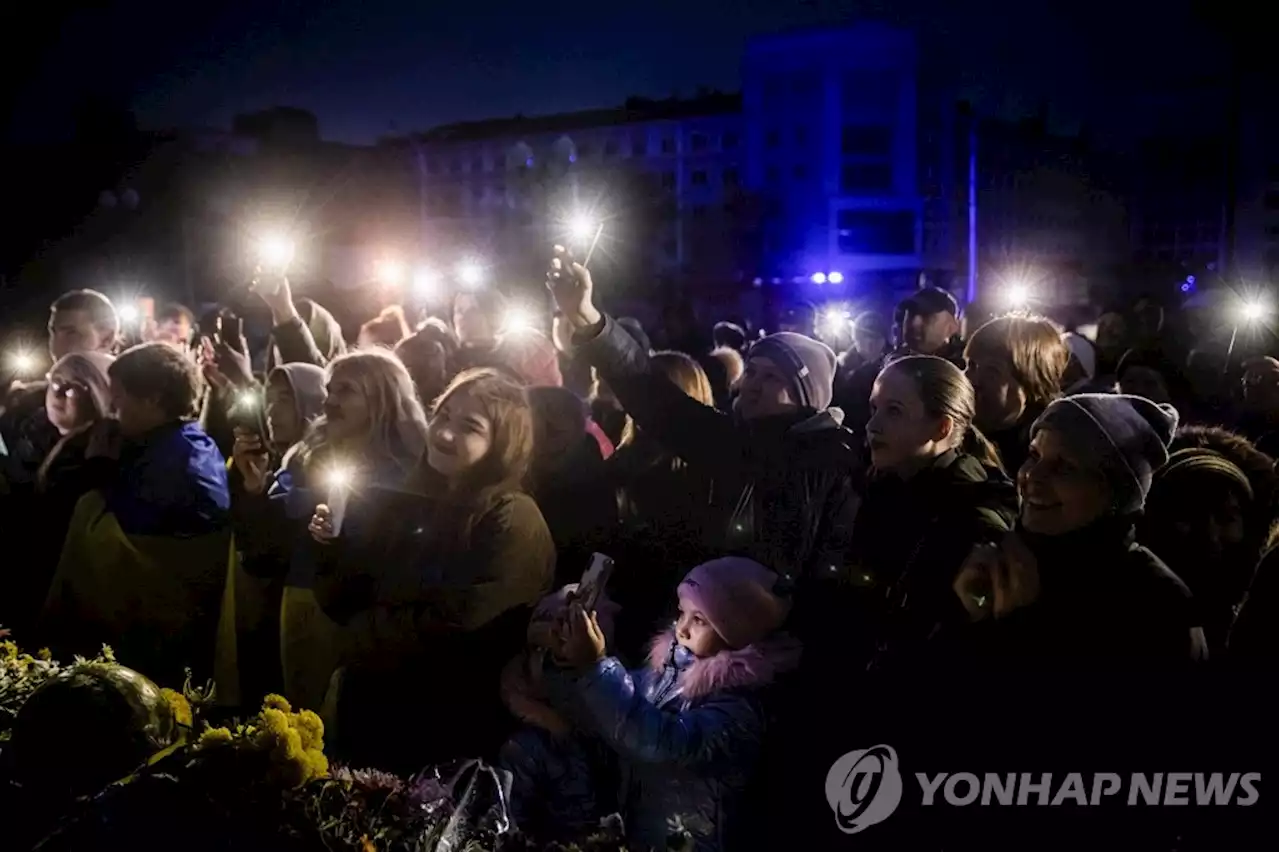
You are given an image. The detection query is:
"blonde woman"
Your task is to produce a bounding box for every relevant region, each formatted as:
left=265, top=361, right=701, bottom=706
left=235, top=348, right=429, bottom=712
left=608, top=351, right=719, bottom=660
left=3, top=353, right=114, bottom=636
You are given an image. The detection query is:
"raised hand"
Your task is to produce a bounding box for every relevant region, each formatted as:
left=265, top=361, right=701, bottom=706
left=231, top=426, right=271, bottom=495
left=545, top=245, right=601, bottom=330
left=308, top=503, right=337, bottom=544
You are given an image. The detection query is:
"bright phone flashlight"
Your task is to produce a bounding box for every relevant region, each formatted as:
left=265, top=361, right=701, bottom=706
left=323, top=463, right=356, bottom=536
left=414, top=267, right=441, bottom=299
left=820, top=309, right=850, bottom=338
left=503, top=307, right=535, bottom=335
left=457, top=260, right=484, bottom=289
left=118, top=304, right=140, bottom=324
left=257, top=233, right=296, bottom=269
left=1241, top=301, right=1265, bottom=323
left=568, top=213, right=596, bottom=243
left=9, top=351, right=35, bottom=375
left=375, top=257, right=407, bottom=286
left=1004, top=282, right=1031, bottom=309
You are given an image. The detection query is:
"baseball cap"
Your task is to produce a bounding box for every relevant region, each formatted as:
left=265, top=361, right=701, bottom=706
left=907, top=287, right=959, bottom=319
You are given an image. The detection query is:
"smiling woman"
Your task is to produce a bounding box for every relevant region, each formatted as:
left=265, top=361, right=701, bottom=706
left=309, top=367, right=555, bottom=773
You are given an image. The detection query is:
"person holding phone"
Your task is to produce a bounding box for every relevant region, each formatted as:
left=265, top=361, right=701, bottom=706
left=308, top=368, right=554, bottom=773
left=542, top=556, right=800, bottom=852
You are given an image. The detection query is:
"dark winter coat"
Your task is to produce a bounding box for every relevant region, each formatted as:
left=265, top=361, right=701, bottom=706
left=854, top=450, right=1018, bottom=670
left=547, top=630, right=801, bottom=852
left=313, top=489, right=555, bottom=773
left=0, top=382, right=58, bottom=490
left=955, top=518, right=1207, bottom=667
left=572, top=315, right=863, bottom=585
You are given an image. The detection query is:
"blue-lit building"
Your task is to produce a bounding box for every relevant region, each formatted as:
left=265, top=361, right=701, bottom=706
left=742, top=25, right=925, bottom=292
left=382, top=23, right=936, bottom=308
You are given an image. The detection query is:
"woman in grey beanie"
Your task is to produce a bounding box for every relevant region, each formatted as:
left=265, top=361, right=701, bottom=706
left=953, top=393, right=1207, bottom=665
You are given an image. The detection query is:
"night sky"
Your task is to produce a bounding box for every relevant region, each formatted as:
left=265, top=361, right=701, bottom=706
left=1, top=0, right=1257, bottom=147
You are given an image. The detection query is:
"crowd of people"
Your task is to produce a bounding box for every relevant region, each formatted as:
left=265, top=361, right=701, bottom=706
left=0, top=252, right=1274, bottom=850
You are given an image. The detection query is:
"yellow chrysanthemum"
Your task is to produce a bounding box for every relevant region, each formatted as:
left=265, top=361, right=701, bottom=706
left=161, top=688, right=193, bottom=728
left=0, top=641, right=17, bottom=661
left=293, top=710, right=324, bottom=751
left=259, top=707, right=291, bottom=737
left=262, top=693, right=292, bottom=713
left=36, top=648, right=51, bottom=661
left=198, top=727, right=234, bottom=747
left=274, top=727, right=305, bottom=762
left=305, top=749, right=329, bottom=780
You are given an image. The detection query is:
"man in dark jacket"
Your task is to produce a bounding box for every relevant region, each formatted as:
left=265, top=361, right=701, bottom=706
left=838, top=288, right=966, bottom=444
left=548, top=250, right=861, bottom=591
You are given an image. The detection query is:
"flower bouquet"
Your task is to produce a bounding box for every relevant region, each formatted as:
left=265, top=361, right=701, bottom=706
left=1, top=641, right=640, bottom=851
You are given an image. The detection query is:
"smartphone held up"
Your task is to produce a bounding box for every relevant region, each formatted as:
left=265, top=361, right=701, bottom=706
left=574, top=552, right=615, bottom=613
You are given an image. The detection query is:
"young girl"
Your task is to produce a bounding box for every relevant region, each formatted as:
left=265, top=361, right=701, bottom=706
left=551, top=556, right=800, bottom=852
left=853, top=354, right=1018, bottom=669
left=310, top=368, right=555, bottom=772
left=236, top=349, right=428, bottom=713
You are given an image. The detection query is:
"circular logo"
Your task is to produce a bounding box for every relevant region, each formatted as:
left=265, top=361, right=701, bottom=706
left=824, top=744, right=903, bottom=834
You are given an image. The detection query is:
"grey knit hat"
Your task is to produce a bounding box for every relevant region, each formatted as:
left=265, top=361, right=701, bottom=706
left=1031, top=393, right=1179, bottom=515
left=749, top=332, right=838, bottom=411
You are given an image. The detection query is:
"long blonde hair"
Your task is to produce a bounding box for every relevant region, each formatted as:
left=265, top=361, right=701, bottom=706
left=37, top=352, right=114, bottom=491
left=618, top=351, right=714, bottom=449
left=291, top=348, right=429, bottom=479
left=879, top=355, right=1004, bottom=472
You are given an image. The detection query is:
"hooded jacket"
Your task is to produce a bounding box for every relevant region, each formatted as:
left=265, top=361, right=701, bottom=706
left=547, top=629, right=801, bottom=852
left=855, top=450, right=1018, bottom=670
left=268, top=298, right=347, bottom=370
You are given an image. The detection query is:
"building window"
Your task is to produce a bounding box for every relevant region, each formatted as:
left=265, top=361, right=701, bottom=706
left=604, top=139, right=618, bottom=158
left=723, top=132, right=740, bottom=150
left=837, top=209, right=916, bottom=255
left=661, top=137, right=676, bottom=154
left=795, top=126, right=808, bottom=144
left=691, top=133, right=708, bottom=152
left=765, top=129, right=780, bottom=149
left=723, top=168, right=739, bottom=187
left=691, top=169, right=708, bottom=186
left=840, top=163, right=894, bottom=194
left=766, top=165, right=780, bottom=184
left=842, top=126, right=894, bottom=157
left=792, top=164, right=808, bottom=180
left=661, top=171, right=676, bottom=189
left=632, top=136, right=648, bottom=156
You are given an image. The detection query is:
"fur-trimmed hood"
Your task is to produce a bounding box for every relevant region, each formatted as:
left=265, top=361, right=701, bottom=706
left=646, top=629, right=802, bottom=701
